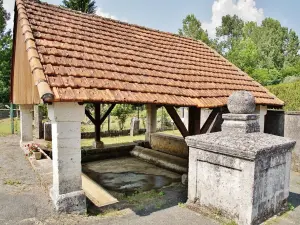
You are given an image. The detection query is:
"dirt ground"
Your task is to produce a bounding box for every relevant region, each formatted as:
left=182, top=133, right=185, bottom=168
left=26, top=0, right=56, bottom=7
left=0, top=135, right=299, bottom=225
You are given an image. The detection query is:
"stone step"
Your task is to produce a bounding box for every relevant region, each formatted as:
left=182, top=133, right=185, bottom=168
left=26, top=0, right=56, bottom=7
left=130, top=146, right=188, bottom=174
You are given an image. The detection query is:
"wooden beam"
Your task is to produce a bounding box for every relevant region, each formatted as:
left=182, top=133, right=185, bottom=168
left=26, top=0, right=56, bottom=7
left=94, top=103, right=101, bottom=142
left=99, top=104, right=116, bottom=125
left=210, top=113, right=223, bottom=133
left=188, top=107, right=201, bottom=135
left=200, top=108, right=219, bottom=134
left=165, top=106, right=189, bottom=138
left=85, top=109, right=95, bottom=125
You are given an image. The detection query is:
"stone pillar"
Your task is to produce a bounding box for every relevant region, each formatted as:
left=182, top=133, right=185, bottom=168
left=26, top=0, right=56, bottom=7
left=183, top=107, right=189, bottom=129
left=186, top=91, right=296, bottom=225
left=145, top=104, right=157, bottom=142
left=34, top=105, right=44, bottom=139
left=255, top=105, right=267, bottom=132
left=130, top=117, right=140, bottom=136
left=19, top=104, right=33, bottom=146
left=48, top=102, right=86, bottom=214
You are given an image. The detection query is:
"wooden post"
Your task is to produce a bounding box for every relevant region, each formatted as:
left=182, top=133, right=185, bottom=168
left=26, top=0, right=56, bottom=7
left=188, top=107, right=201, bottom=135
left=94, top=103, right=103, bottom=148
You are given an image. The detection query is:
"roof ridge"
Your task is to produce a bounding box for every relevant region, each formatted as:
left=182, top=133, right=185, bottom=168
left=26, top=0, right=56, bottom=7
left=15, top=0, right=54, bottom=102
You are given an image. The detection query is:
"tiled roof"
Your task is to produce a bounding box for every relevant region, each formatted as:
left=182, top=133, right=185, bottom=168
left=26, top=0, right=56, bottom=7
left=15, top=0, right=283, bottom=107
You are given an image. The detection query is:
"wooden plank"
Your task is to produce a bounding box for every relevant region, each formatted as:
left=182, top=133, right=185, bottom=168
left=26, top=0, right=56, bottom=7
left=99, top=104, right=116, bottom=125
left=188, top=107, right=201, bottom=135
left=200, top=108, right=219, bottom=134
left=81, top=173, right=118, bottom=207
left=13, top=18, right=40, bottom=104
left=165, top=106, right=189, bottom=137
left=85, top=109, right=95, bottom=125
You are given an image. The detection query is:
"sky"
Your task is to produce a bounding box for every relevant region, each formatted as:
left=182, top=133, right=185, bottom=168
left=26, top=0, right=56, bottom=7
left=3, top=0, right=300, bottom=38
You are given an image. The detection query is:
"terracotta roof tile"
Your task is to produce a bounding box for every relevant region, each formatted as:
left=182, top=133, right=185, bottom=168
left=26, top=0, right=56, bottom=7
left=15, top=0, right=283, bottom=107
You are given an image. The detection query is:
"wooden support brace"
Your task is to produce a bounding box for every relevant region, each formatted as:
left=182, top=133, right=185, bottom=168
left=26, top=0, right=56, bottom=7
left=165, top=106, right=189, bottom=138
left=85, top=109, right=95, bottom=125
left=200, top=108, right=219, bottom=134
left=99, top=104, right=116, bottom=125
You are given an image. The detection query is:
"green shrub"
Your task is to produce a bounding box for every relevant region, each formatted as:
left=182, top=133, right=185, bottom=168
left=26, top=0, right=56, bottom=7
left=267, top=81, right=300, bottom=111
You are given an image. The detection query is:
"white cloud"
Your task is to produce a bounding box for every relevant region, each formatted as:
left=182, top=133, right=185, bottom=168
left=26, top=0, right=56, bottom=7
left=3, top=0, right=15, bottom=31
left=202, top=0, right=265, bottom=38
left=96, top=8, right=118, bottom=20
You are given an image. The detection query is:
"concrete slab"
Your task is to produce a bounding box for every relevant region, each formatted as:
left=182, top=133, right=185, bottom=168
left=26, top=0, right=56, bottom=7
left=82, top=157, right=181, bottom=194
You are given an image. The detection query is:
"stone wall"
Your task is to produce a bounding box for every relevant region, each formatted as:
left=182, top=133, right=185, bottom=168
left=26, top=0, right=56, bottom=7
left=150, top=133, right=188, bottom=159
left=284, top=112, right=300, bottom=172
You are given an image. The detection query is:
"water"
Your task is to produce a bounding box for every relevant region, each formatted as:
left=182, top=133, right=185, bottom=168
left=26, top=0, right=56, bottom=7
left=84, top=170, right=176, bottom=194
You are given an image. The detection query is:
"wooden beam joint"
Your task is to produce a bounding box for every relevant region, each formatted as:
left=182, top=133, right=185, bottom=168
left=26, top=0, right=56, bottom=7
left=165, top=106, right=189, bottom=138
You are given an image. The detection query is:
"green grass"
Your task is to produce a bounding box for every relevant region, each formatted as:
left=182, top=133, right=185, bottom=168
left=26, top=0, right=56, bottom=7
left=3, top=179, right=21, bottom=186
left=81, top=130, right=180, bottom=147
left=81, top=134, right=146, bottom=147
left=0, top=118, right=20, bottom=136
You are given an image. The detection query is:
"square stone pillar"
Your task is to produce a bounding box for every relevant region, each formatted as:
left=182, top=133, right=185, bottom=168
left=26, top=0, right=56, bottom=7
left=255, top=105, right=267, bottom=132
left=19, top=104, right=33, bottom=146
left=145, top=104, right=157, bottom=142
left=48, top=102, right=86, bottom=214
left=186, top=91, right=296, bottom=225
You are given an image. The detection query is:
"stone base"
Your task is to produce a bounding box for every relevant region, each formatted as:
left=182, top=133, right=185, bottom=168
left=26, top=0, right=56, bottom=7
left=93, top=141, right=104, bottom=149
left=50, top=188, right=86, bottom=214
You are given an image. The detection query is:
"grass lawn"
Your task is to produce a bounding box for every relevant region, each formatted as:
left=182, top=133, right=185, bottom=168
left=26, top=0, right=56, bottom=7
left=81, top=130, right=180, bottom=147
left=0, top=118, right=20, bottom=136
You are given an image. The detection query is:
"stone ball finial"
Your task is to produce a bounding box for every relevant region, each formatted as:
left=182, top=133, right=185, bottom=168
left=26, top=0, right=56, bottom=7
left=227, top=91, right=256, bottom=114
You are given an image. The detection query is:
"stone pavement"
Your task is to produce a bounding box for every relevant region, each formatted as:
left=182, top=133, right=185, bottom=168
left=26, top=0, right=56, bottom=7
left=0, top=135, right=299, bottom=225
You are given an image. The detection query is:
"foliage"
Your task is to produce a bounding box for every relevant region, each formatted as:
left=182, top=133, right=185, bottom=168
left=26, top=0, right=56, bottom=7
left=111, top=104, right=134, bottom=130
left=267, top=81, right=300, bottom=111
left=178, top=14, right=211, bottom=45
left=216, top=15, right=244, bottom=53
left=282, top=76, right=300, bottom=84
left=24, top=143, right=40, bottom=156
left=179, top=13, right=300, bottom=86
left=62, top=0, right=97, bottom=14
left=0, top=0, right=12, bottom=103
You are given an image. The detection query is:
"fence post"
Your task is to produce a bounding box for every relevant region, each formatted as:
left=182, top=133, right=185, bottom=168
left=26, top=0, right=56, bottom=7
left=10, top=103, right=14, bottom=134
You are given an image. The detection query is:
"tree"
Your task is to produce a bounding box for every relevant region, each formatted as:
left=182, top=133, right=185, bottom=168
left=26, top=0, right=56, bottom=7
left=111, top=104, right=133, bottom=130
left=284, top=30, right=300, bottom=67
left=227, top=38, right=259, bottom=75
left=178, top=14, right=211, bottom=45
left=216, top=15, right=244, bottom=53
left=0, top=0, right=12, bottom=103
left=62, top=0, right=97, bottom=14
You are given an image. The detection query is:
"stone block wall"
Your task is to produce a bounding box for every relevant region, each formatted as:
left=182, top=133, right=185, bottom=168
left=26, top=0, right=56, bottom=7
left=284, top=112, right=300, bottom=172
left=150, top=133, right=188, bottom=159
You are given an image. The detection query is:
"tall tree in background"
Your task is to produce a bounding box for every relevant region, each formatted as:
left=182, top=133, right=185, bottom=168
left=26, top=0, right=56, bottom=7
left=178, top=14, right=211, bottom=45
left=216, top=15, right=244, bottom=54
left=62, top=0, right=97, bottom=14
left=0, top=0, right=12, bottom=103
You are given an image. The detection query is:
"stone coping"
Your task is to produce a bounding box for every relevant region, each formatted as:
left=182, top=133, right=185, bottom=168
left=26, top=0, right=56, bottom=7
left=151, top=133, right=184, bottom=140
left=222, top=113, right=259, bottom=121
left=186, top=132, right=296, bottom=160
